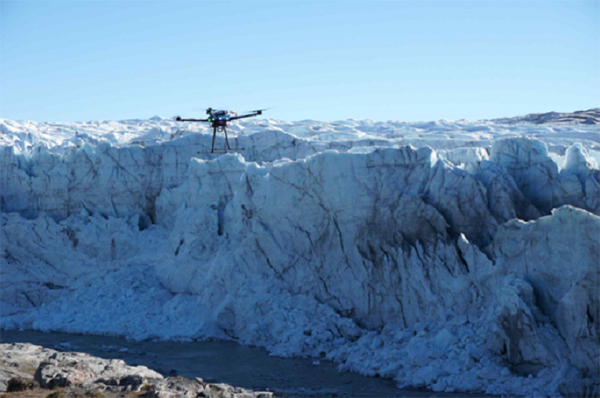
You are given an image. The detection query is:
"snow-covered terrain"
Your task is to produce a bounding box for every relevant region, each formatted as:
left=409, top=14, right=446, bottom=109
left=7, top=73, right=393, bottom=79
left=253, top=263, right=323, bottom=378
left=1, top=110, right=599, bottom=396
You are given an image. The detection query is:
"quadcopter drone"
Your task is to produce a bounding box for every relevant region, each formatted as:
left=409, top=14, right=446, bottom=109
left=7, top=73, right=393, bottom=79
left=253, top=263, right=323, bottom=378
left=176, top=108, right=265, bottom=153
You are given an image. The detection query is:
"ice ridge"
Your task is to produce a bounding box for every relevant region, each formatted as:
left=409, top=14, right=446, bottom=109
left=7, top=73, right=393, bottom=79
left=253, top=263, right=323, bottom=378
left=1, top=117, right=599, bottom=396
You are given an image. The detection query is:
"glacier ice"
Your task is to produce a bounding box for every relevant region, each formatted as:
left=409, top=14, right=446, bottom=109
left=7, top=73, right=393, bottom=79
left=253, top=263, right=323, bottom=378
left=1, top=116, right=599, bottom=396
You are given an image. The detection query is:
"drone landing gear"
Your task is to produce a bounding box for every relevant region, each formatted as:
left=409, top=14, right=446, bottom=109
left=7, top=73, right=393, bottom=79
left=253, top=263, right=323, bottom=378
left=198, top=126, right=245, bottom=154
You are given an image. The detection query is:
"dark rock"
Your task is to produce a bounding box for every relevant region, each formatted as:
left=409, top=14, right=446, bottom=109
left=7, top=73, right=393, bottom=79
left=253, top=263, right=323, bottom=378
left=119, top=374, right=146, bottom=391
left=6, top=376, right=39, bottom=392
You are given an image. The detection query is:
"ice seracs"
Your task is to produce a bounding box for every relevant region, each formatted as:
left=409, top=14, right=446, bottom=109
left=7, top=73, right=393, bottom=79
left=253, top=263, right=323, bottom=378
left=1, top=114, right=598, bottom=396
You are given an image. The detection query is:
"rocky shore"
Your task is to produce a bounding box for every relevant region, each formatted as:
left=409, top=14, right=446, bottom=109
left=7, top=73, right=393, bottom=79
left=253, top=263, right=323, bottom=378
left=0, top=343, right=273, bottom=398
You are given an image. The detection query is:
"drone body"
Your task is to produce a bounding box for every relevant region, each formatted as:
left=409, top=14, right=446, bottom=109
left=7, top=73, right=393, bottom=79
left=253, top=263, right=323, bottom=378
left=176, top=108, right=264, bottom=153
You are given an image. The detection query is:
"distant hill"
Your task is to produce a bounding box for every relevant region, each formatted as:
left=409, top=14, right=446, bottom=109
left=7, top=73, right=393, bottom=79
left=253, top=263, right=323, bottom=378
left=493, top=108, right=600, bottom=125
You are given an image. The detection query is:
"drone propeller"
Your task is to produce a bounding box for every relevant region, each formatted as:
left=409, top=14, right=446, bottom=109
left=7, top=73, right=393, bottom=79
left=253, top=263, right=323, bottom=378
left=239, top=107, right=274, bottom=115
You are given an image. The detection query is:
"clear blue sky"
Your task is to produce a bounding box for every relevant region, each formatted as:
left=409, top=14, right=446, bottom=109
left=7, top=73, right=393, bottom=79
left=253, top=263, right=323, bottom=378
left=1, top=1, right=598, bottom=122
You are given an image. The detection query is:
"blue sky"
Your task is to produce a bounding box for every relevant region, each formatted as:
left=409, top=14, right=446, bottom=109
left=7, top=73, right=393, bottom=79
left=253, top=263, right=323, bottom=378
left=1, top=1, right=598, bottom=122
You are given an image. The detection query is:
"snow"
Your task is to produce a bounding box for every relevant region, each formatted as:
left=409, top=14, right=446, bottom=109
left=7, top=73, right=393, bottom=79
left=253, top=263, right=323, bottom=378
left=1, top=115, right=599, bottom=396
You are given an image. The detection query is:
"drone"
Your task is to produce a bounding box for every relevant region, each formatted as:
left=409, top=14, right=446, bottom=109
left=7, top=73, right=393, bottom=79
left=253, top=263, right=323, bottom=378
left=176, top=108, right=265, bottom=153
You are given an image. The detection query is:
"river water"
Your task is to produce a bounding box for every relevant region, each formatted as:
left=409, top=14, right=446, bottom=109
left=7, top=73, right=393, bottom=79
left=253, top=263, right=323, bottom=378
left=1, top=330, right=480, bottom=397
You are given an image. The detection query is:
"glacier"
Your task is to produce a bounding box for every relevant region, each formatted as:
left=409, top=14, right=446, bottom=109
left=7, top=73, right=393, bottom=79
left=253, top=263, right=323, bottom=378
left=1, top=113, right=599, bottom=396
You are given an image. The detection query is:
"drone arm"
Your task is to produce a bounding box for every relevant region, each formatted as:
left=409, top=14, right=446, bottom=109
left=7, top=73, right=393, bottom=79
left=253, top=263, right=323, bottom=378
left=176, top=116, right=208, bottom=122
left=230, top=111, right=262, bottom=121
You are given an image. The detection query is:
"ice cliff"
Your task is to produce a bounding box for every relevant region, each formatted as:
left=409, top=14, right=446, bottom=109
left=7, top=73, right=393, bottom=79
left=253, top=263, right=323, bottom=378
left=1, top=115, right=599, bottom=396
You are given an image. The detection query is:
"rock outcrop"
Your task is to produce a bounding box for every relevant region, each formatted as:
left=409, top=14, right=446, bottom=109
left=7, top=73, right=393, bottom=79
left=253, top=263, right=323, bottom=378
left=0, top=343, right=272, bottom=398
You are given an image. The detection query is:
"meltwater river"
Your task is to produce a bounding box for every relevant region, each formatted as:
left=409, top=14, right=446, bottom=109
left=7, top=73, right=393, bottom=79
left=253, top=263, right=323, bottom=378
left=0, top=330, right=485, bottom=397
